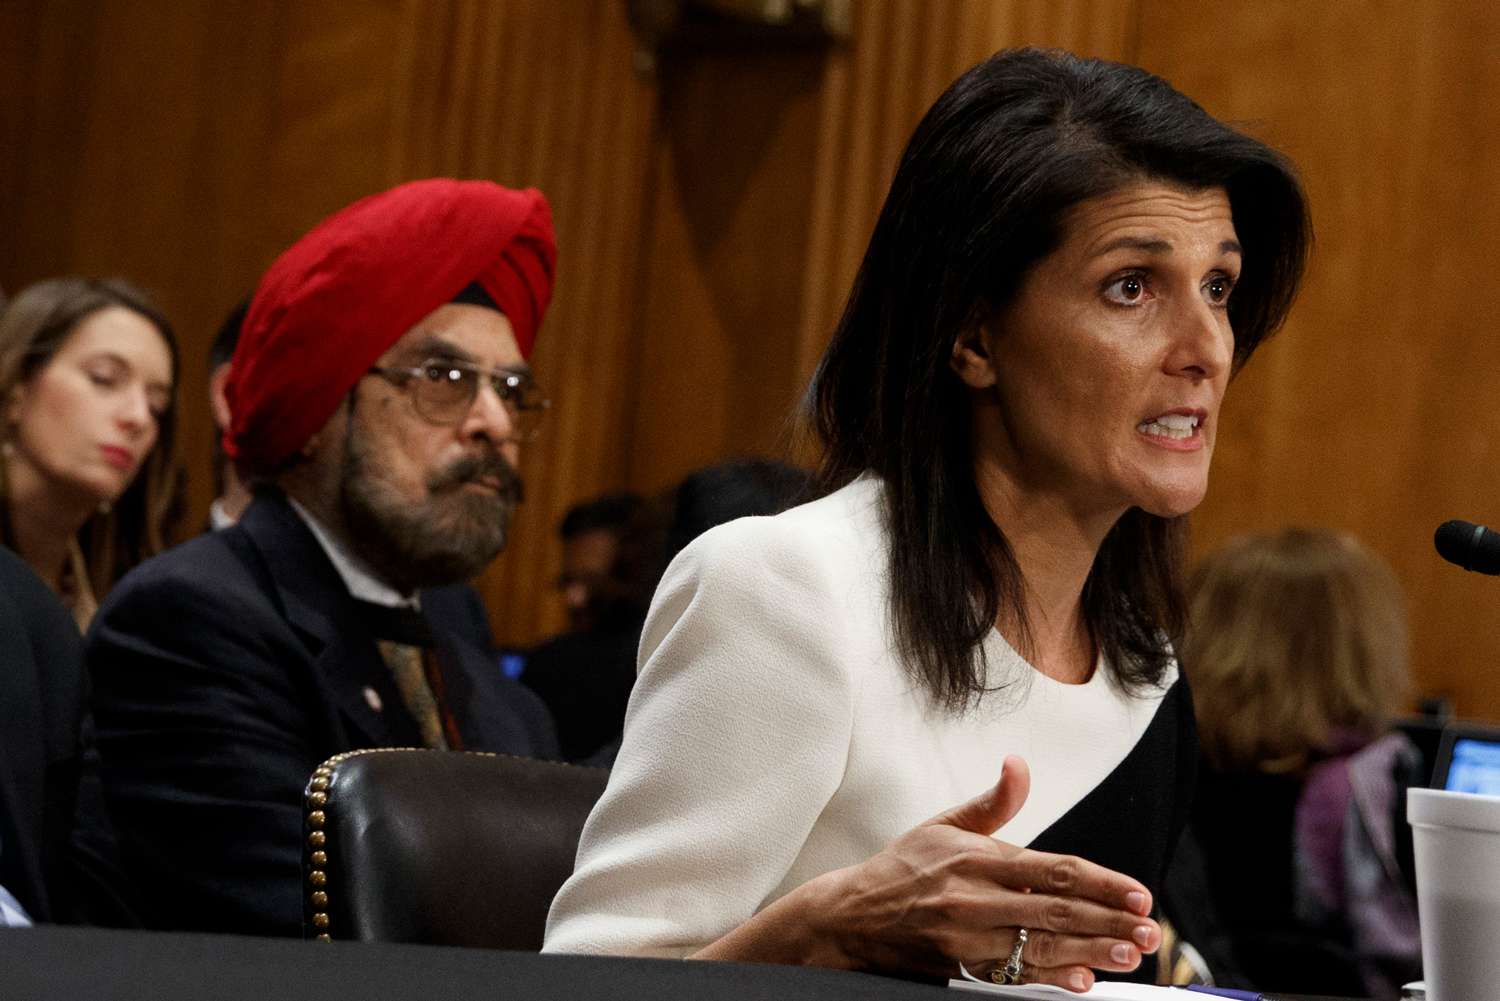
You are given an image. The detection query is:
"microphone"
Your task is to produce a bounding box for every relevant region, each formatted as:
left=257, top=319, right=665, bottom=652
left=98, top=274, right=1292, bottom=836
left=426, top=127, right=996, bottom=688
left=1435, top=520, right=1500, bottom=575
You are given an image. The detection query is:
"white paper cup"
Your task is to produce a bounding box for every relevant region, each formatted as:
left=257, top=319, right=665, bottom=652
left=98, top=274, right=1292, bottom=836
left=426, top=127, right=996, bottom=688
left=1408, top=788, right=1500, bottom=1001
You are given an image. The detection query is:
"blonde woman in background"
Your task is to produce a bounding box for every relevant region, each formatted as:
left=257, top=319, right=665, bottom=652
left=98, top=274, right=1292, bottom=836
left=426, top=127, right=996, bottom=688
left=1182, top=528, right=1421, bottom=999
left=0, top=278, right=178, bottom=629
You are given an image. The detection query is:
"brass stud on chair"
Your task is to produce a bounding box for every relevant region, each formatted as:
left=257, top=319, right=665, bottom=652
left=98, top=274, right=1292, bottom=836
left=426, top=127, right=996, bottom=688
left=303, top=749, right=438, bottom=945
left=305, top=755, right=354, bottom=945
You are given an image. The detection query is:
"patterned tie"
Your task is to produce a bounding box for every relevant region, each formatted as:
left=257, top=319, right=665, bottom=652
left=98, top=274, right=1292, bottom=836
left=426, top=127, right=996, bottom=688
left=376, top=639, right=449, bottom=750
left=353, top=600, right=465, bottom=751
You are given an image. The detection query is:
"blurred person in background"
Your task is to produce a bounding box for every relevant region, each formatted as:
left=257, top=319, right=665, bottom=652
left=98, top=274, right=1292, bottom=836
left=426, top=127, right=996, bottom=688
left=0, top=278, right=178, bottom=630
left=1182, top=528, right=1422, bottom=998
left=524, top=460, right=811, bottom=764
left=554, top=491, right=644, bottom=633
left=657, top=459, right=812, bottom=572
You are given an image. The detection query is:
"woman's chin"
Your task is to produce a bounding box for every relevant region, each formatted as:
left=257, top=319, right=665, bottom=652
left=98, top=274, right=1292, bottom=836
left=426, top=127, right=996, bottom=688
left=62, top=474, right=127, bottom=513
left=1134, top=483, right=1208, bottom=520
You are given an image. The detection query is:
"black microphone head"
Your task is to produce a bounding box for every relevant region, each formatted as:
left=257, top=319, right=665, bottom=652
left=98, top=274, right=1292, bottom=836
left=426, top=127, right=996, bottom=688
left=1435, top=519, right=1500, bottom=575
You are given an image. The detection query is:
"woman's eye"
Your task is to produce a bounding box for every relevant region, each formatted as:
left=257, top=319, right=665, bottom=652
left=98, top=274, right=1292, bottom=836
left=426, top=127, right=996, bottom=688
left=88, top=371, right=120, bottom=388
left=1204, top=275, right=1235, bottom=305
left=1104, top=274, right=1149, bottom=305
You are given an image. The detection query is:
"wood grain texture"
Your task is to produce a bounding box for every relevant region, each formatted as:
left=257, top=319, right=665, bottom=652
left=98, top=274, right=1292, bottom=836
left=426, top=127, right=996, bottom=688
left=1134, top=1, right=1500, bottom=717
left=4, top=1, right=1499, bottom=716
left=625, top=0, right=1137, bottom=484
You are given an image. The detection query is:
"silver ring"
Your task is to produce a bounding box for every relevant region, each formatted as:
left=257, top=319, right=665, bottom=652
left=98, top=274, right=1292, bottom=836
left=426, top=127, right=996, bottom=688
left=990, top=927, right=1028, bottom=985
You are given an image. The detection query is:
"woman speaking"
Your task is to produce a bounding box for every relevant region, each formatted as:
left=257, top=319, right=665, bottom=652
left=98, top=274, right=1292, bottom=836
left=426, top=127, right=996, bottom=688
left=546, top=47, right=1310, bottom=992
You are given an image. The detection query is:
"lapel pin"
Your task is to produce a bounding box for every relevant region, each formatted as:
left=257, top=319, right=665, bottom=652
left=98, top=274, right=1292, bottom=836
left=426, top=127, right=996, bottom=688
left=362, top=686, right=384, bottom=713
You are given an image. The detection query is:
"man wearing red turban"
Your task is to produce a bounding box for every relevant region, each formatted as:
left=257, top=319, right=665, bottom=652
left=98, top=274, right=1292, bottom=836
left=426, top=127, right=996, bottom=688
left=85, top=179, right=561, bottom=937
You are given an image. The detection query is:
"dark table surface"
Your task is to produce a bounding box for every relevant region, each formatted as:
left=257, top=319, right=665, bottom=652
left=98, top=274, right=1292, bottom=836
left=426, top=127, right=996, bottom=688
left=0, top=926, right=1365, bottom=1001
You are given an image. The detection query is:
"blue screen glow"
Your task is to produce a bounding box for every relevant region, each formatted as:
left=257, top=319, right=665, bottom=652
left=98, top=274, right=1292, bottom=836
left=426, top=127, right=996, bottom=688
left=1446, top=738, right=1500, bottom=796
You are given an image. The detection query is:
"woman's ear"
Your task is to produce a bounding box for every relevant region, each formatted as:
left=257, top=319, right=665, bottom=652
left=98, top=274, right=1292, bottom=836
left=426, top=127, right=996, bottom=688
left=950, top=319, right=999, bottom=389
left=207, top=362, right=234, bottom=433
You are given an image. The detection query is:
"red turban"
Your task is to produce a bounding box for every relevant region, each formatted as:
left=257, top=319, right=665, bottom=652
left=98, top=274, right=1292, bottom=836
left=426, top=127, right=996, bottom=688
left=225, top=178, right=556, bottom=474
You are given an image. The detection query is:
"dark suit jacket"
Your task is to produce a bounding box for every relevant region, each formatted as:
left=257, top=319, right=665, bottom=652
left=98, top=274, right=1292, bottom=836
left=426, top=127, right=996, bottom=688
left=521, top=623, right=642, bottom=763
left=0, top=546, right=135, bottom=925
left=205, top=507, right=498, bottom=656
left=416, top=582, right=495, bottom=656
left=86, top=490, right=558, bottom=936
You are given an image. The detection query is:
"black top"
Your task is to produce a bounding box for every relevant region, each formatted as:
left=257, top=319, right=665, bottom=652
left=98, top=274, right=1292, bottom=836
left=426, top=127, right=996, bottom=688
left=1029, top=676, right=1200, bottom=984
left=521, top=621, right=642, bottom=762
left=1190, top=766, right=1369, bottom=996
left=0, top=545, right=135, bottom=925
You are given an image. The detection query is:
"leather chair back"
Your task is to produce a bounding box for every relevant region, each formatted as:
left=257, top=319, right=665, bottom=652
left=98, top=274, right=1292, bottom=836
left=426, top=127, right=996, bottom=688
left=302, top=748, right=608, bottom=949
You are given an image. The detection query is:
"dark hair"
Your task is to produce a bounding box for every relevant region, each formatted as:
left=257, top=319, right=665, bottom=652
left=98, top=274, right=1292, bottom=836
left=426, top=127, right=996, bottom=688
left=609, top=459, right=815, bottom=627
left=811, top=48, right=1311, bottom=711
left=664, top=458, right=813, bottom=569
left=209, top=296, right=250, bottom=371
left=0, top=277, right=181, bottom=595
left=560, top=492, right=645, bottom=539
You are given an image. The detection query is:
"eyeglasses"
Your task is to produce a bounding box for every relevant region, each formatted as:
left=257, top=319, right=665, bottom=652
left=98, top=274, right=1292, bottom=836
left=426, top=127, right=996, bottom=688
left=366, top=360, right=550, bottom=439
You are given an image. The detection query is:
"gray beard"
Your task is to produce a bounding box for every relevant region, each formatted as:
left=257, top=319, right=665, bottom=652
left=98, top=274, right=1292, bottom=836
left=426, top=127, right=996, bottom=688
left=338, top=418, right=521, bottom=593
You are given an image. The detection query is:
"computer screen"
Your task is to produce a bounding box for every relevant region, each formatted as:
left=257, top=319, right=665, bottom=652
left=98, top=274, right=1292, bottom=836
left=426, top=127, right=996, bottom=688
left=1444, top=736, right=1500, bottom=796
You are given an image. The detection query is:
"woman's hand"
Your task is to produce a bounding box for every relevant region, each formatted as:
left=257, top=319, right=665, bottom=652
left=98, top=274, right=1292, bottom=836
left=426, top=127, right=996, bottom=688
left=695, top=756, right=1159, bottom=992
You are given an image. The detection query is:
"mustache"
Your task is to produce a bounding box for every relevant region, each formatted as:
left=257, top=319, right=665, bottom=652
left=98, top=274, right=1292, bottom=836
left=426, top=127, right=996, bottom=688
left=427, top=450, right=524, bottom=502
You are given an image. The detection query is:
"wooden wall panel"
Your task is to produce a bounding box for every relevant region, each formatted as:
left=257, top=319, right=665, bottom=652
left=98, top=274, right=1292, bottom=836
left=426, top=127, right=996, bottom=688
left=627, top=0, right=1139, bottom=489
left=1135, top=2, right=1500, bottom=716
left=625, top=42, right=829, bottom=491
left=5, top=0, right=1500, bottom=717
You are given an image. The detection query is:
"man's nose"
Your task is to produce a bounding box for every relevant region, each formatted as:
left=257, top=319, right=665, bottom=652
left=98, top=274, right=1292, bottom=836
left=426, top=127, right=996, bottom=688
left=463, top=378, right=521, bottom=444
